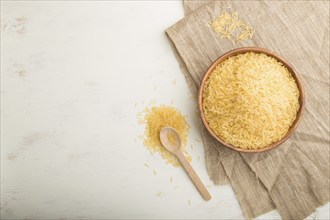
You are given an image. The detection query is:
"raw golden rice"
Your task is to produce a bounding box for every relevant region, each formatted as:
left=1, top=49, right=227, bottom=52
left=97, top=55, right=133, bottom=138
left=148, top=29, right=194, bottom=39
left=202, top=52, right=300, bottom=149
left=139, top=105, right=191, bottom=166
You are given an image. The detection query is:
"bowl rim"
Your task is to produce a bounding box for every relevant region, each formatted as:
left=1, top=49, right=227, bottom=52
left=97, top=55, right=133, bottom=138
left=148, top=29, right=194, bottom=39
left=198, top=47, right=305, bottom=153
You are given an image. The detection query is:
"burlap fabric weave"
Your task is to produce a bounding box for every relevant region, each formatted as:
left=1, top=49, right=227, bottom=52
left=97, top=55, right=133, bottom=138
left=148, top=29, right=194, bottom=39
left=166, top=1, right=330, bottom=219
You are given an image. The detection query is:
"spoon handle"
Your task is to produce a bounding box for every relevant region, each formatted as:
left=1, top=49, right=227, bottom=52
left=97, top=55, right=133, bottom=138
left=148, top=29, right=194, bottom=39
left=176, top=151, right=212, bottom=201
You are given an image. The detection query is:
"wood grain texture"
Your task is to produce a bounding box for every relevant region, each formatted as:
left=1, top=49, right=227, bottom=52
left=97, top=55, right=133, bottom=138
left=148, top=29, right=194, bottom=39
left=160, top=126, right=211, bottom=201
left=175, top=151, right=212, bottom=201
left=2, top=1, right=329, bottom=219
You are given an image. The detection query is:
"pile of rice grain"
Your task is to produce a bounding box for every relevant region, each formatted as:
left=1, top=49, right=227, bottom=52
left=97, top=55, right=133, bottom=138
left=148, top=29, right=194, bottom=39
left=211, top=11, right=255, bottom=44
left=202, top=52, right=300, bottom=149
left=139, top=105, right=191, bottom=166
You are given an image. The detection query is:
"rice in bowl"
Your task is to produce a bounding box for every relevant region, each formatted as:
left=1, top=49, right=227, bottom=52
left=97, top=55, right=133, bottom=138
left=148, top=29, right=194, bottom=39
left=202, top=52, right=300, bottom=149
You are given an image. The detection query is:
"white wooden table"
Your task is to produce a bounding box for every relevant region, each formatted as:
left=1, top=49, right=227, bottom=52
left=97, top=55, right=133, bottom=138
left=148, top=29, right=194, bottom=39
left=1, top=1, right=329, bottom=219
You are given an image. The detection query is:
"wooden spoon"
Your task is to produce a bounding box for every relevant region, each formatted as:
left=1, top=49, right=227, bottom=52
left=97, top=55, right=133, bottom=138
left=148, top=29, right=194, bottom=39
left=159, top=126, right=212, bottom=201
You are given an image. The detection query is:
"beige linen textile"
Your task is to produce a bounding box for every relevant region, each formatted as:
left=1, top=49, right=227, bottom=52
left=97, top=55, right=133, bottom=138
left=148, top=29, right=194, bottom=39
left=166, top=1, right=330, bottom=219
left=183, top=0, right=212, bottom=15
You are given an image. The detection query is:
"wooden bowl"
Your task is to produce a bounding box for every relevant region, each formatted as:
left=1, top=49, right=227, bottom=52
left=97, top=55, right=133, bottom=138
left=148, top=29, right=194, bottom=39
left=198, top=47, right=305, bottom=153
